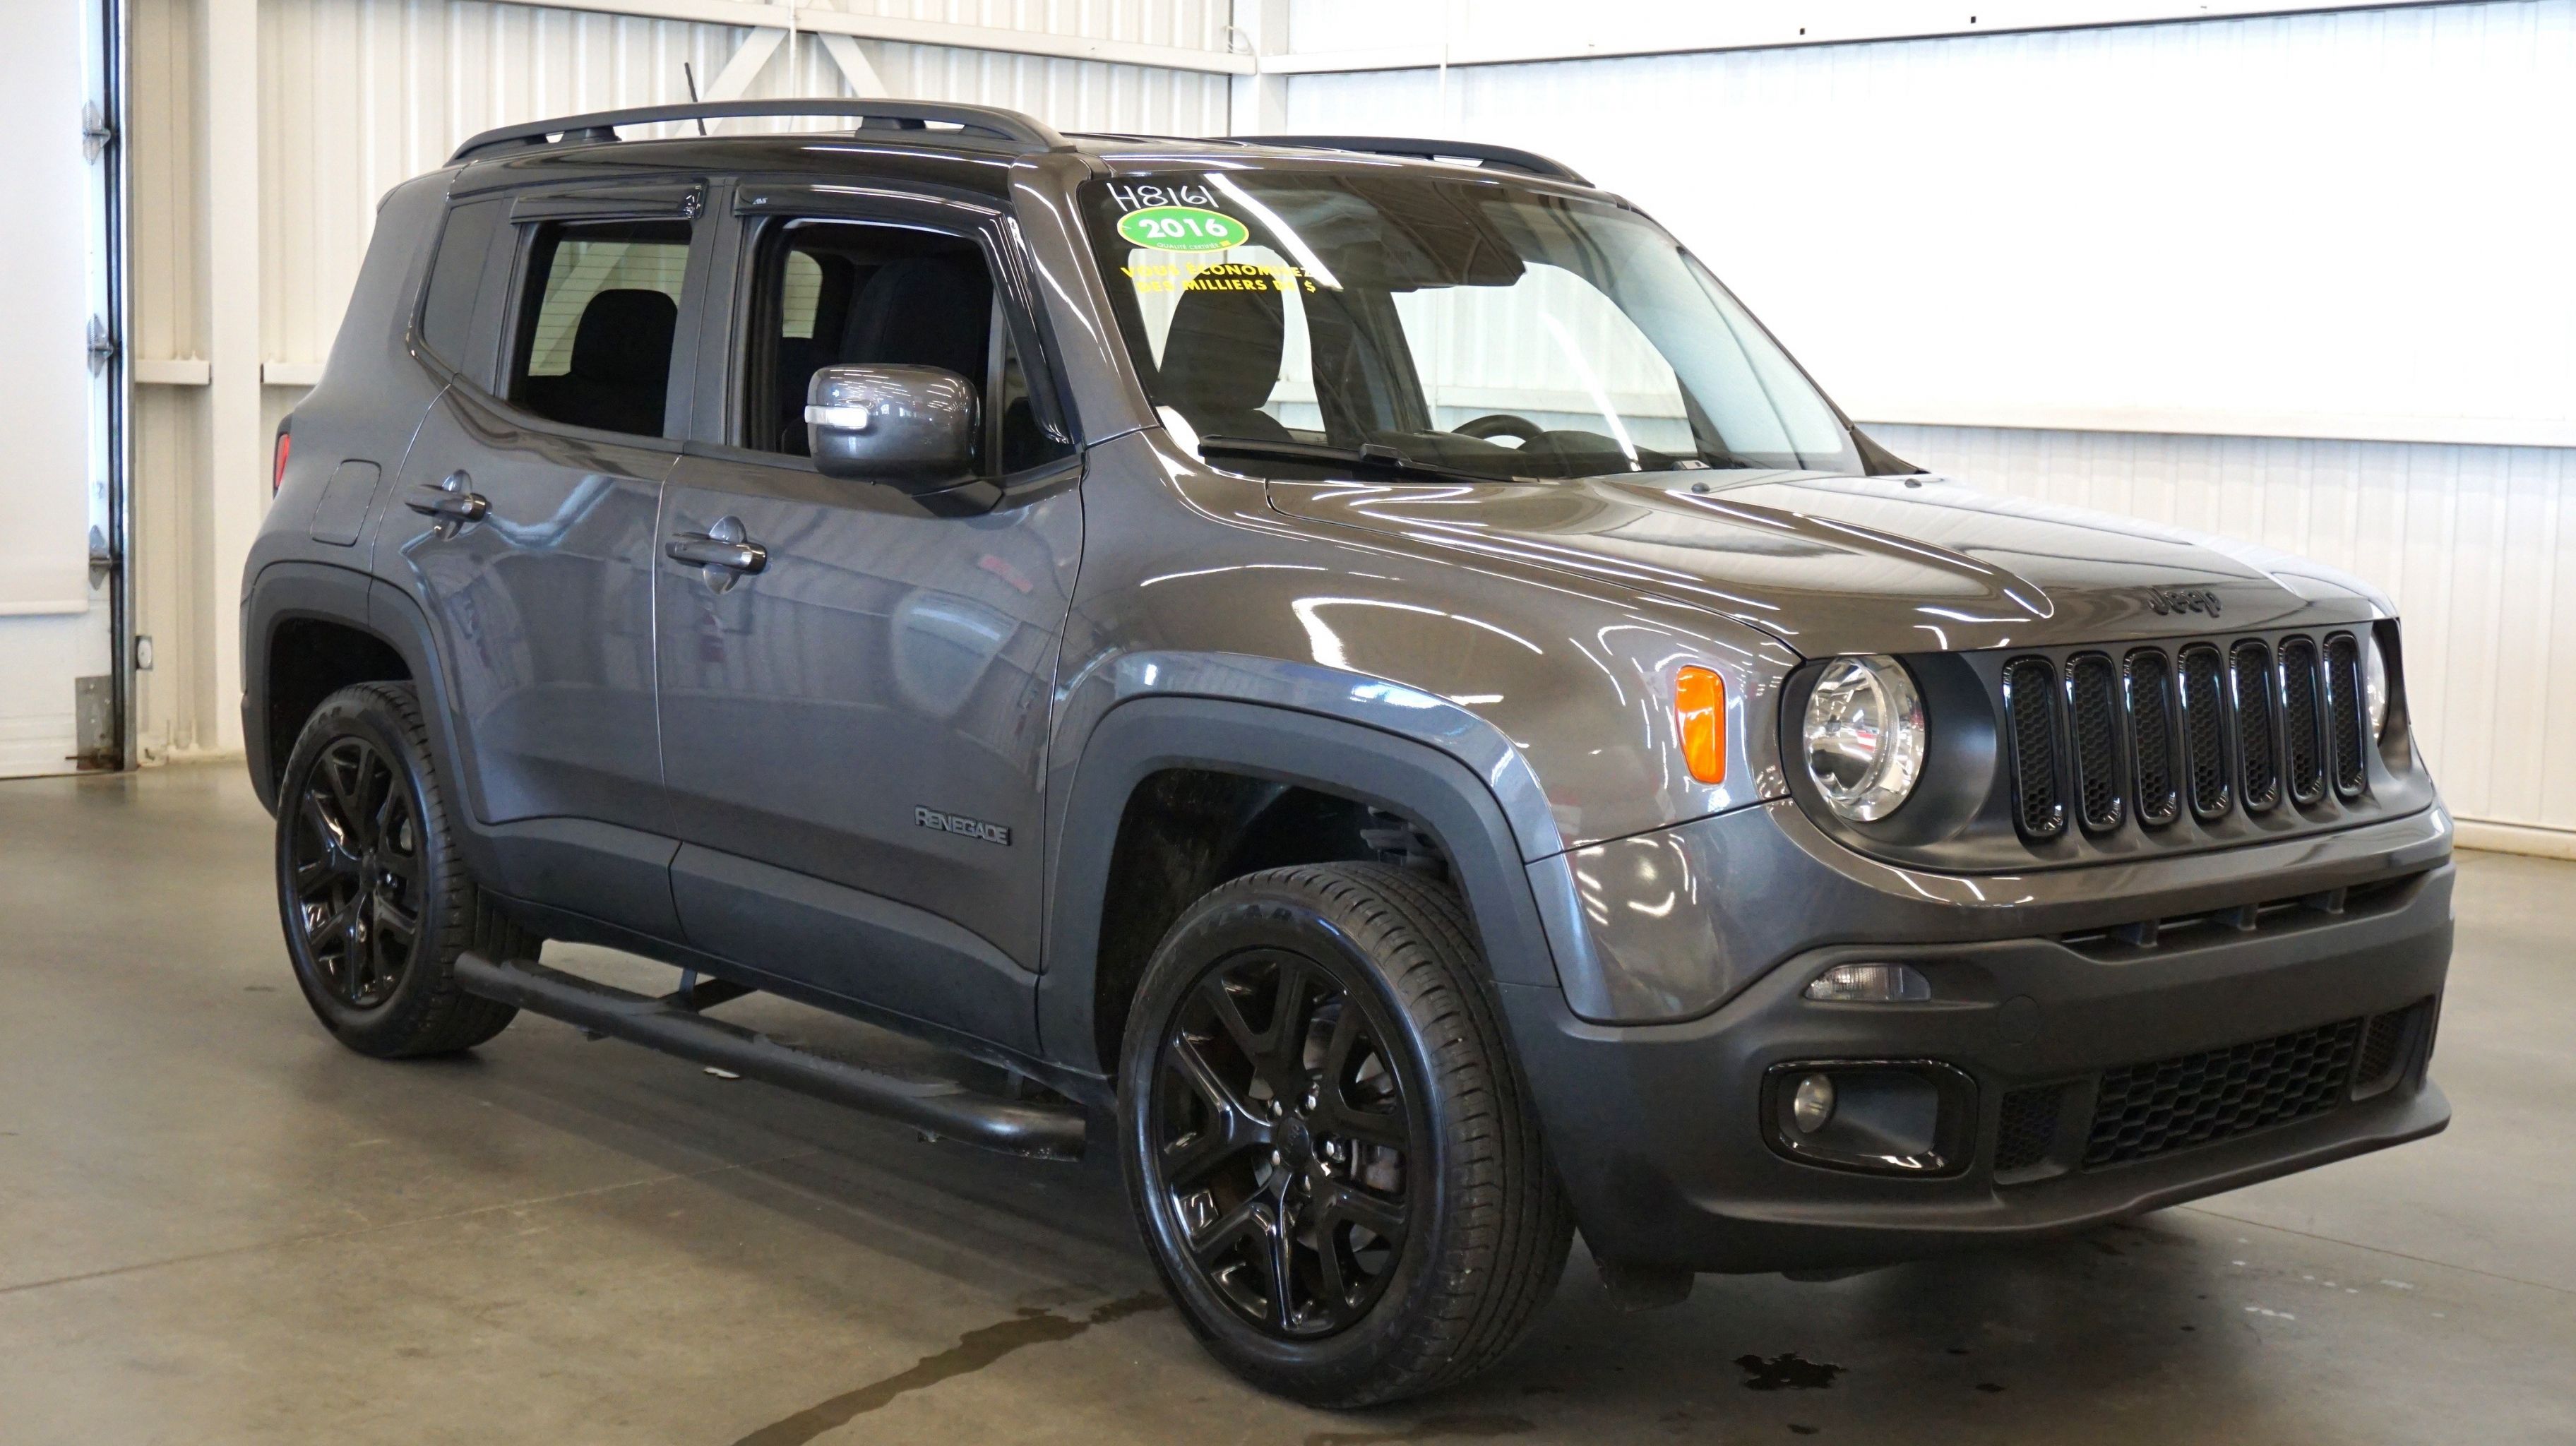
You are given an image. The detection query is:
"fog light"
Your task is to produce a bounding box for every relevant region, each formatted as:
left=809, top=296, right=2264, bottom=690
left=1765, top=1061, right=1975, bottom=1176
left=1804, top=962, right=1933, bottom=1003
left=1790, top=1073, right=1837, bottom=1133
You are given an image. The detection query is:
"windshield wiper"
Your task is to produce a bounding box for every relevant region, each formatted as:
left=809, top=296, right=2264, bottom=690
left=1197, top=436, right=1527, bottom=486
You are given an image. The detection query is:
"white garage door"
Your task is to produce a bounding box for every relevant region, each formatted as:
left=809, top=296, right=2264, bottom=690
left=0, top=2, right=120, bottom=777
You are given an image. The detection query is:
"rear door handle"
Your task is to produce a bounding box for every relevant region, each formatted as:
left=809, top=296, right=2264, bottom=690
left=667, top=516, right=768, bottom=589
left=404, top=471, right=487, bottom=534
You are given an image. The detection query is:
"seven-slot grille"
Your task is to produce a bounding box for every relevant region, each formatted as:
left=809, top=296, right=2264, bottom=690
left=2002, top=631, right=2373, bottom=842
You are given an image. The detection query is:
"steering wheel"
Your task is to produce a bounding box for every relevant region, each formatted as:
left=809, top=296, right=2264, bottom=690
left=1455, top=413, right=1547, bottom=446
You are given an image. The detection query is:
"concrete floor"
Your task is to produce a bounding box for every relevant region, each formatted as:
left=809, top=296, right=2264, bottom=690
left=3, top=765, right=2571, bottom=1445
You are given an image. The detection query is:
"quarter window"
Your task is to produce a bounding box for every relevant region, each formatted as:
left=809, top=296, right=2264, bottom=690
left=508, top=219, right=692, bottom=438
left=418, top=198, right=503, bottom=373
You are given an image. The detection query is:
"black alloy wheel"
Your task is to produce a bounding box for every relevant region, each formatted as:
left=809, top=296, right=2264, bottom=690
left=1147, top=947, right=1418, bottom=1338
left=287, top=735, right=424, bottom=1010
left=1120, top=864, right=1571, bottom=1407
left=273, top=681, right=523, bottom=1058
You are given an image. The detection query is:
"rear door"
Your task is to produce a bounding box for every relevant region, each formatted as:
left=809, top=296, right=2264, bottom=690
left=384, top=180, right=709, bottom=938
left=652, top=183, right=1082, bottom=1050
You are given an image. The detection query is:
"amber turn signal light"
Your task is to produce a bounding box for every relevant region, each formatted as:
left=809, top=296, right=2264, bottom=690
left=1675, top=665, right=1726, bottom=784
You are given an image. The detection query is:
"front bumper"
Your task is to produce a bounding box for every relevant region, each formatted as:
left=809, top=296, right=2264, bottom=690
left=1503, top=802, right=2455, bottom=1274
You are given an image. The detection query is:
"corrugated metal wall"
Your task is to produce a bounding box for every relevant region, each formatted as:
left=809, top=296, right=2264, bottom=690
left=1278, top=1, right=2576, bottom=849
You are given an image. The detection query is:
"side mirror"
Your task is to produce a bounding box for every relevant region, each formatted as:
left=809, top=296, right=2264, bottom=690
left=805, top=364, right=978, bottom=489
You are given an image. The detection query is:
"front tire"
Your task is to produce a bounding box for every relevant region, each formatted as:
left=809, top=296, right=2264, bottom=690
left=275, top=681, right=524, bottom=1058
left=1118, top=864, right=1571, bottom=1406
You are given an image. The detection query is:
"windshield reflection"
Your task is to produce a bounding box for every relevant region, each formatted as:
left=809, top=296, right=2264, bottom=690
left=1086, top=170, right=1859, bottom=482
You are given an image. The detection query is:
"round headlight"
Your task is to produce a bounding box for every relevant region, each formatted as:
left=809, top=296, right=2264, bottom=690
left=2363, top=633, right=2390, bottom=741
left=1802, top=655, right=1926, bottom=822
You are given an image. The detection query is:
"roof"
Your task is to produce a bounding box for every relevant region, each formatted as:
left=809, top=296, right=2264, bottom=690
left=448, top=100, right=1591, bottom=189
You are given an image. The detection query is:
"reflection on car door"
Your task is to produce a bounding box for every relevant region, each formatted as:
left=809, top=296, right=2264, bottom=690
left=653, top=201, right=1081, bottom=1053
left=386, top=187, right=706, bottom=940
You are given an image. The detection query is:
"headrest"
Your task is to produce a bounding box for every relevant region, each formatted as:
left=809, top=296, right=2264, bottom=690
left=1159, top=282, right=1287, bottom=417
left=841, top=256, right=994, bottom=383
left=569, top=289, right=679, bottom=387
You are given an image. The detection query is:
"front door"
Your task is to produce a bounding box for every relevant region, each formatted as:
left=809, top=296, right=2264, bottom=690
left=386, top=184, right=708, bottom=935
left=653, top=194, right=1081, bottom=1051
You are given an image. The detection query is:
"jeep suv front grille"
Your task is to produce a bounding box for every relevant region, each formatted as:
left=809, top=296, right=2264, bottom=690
left=2002, top=630, right=2375, bottom=845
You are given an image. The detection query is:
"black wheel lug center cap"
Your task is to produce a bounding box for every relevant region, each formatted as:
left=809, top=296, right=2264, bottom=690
left=1275, top=1113, right=1315, bottom=1165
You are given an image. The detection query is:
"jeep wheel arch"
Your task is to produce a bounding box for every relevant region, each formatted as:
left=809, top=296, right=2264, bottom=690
left=243, top=564, right=488, bottom=844
left=1037, top=693, right=1567, bottom=1079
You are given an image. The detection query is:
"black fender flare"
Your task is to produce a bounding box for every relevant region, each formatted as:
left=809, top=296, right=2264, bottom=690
left=1034, top=693, right=1567, bottom=1078
left=240, top=561, right=501, bottom=883
left=240, top=561, right=385, bottom=813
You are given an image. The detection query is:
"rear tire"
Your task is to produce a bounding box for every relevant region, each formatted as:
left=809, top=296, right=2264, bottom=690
left=274, top=681, right=526, bottom=1058
left=1118, top=863, right=1571, bottom=1406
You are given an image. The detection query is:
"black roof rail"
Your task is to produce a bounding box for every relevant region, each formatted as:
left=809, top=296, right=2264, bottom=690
left=451, top=100, right=1070, bottom=164
left=1232, top=134, right=1590, bottom=186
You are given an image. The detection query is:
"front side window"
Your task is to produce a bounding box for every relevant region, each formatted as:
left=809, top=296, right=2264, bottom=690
left=508, top=219, right=691, bottom=438
left=739, top=218, right=1071, bottom=474
left=1086, top=172, right=1856, bottom=479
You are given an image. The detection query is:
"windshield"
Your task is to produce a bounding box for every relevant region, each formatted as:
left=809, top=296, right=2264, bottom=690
left=1085, top=169, right=1859, bottom=481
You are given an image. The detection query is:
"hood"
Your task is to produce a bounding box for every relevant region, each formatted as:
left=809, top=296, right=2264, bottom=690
left=1265, top=470, right=2391, bottom=658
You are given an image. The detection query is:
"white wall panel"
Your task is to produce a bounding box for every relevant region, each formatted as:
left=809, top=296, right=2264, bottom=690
left=1871, top=422, right=2576, bottom=839
left=1282, top=0, right=2576, bottom=448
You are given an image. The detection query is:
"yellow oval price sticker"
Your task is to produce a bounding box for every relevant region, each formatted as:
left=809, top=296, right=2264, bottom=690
left=1117, top=205, right=1250, bottom=252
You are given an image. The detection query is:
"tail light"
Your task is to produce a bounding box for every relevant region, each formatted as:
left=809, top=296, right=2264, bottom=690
left=272, top=425, right=292, bottom=494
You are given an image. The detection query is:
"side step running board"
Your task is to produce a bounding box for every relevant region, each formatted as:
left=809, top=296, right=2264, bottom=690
left=453, top=952, right=1087, bottom=1159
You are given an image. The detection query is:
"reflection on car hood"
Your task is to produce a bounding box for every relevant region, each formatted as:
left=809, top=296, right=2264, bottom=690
left=1264, top=469, right=2391, bottom=657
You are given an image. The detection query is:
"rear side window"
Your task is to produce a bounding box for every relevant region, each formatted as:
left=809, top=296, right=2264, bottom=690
left=506, top=219, right=692, bottom=438
left=417, top=199, right=502, bottom=371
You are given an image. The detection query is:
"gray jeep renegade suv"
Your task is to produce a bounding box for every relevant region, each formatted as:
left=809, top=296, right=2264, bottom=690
left=242, top=100, right=2452, bottom=1406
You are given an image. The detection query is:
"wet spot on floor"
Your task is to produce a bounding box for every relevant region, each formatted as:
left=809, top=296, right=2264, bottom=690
left=731, top=1291, right=1166, bottom=1446
left=1302, top=1412, right=1534, bottom=1445
left=1788, top=1426, right=1820, bottom=1437
left=1735, top=1353, right=1845, bottom=1391
left=1975, top=1382, right=2007, bottom=1394
left=1943, top=1346, right=1971, bottom=1356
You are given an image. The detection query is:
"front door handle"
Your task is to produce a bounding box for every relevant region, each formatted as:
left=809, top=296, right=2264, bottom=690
left=405, top=471, right=488, bottom=537
left=667, top=516, right=768, bottom=590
